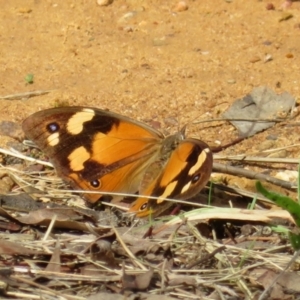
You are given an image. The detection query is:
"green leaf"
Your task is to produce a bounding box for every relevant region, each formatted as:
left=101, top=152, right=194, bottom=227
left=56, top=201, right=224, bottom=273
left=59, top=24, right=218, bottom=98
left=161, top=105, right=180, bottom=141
left=298, top=162, right=300, bottom=204
left=256, top=181, right=300, bottom=227
left=289, top=232, right=300, bottom=251
left=25, top=74, right=34, bottom=84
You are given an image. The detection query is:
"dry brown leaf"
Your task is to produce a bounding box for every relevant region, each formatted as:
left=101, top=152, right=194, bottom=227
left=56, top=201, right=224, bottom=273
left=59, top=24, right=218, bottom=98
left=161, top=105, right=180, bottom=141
left=167, top=274, right=197, bottom=286
left=14, top=208, right=110, bottom=234
left=80, top=264, right=103, bottom=276
left=223, top=86, right=295, bottom=137
left=248, top=268, right=300, bottom=299
left=0, top=240, right=41, bottom=255
left=45, top=240, right=61, bottom=273
left=17, top=208, right=84, bottom=223
left=87, top=293, right=177, bottom=300
left=90, top=240, right=118, bottom=268
left=122, top=267, right=154, bottom=291
left=113, top=233, right=160, bottom=256
left=277, top=272, right=300, bottom=292
left=0, top=204, right=113, bottom=235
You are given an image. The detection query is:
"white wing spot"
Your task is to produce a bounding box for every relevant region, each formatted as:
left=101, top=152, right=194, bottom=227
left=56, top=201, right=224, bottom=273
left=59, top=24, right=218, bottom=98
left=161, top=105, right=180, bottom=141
left=188, top=148, right=209, bottom=176
left=47, top=132, right=59, bottom=146
left=157, top=181, right=177, bottom=204
left=67, top=109, right=95, bottom=135
left=181, top=181, right=191, bottom=194
left=68, top=146, right=90, bottom=171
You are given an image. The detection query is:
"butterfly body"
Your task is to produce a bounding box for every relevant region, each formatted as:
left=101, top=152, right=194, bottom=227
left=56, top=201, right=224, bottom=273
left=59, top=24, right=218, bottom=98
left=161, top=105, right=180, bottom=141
left=22, top=106, right=213, bottom=217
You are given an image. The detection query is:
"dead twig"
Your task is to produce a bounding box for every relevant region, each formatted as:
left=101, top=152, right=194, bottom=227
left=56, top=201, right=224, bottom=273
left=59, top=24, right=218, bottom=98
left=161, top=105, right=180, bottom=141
left=213, top=162, right=296, bottom=190
left=0, top=90, right=54, bottom=100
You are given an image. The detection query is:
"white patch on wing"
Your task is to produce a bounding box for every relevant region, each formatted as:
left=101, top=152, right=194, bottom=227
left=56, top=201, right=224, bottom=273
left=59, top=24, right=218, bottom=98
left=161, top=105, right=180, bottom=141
left=157, top=181, right=177, bottom=204
left=67, top=109, right=95, bottom=135
left=188, top=148, right=210, bottom=175
left=68, top=146, right=90, bottom=171
left=47, top=132, right=60, bottom=146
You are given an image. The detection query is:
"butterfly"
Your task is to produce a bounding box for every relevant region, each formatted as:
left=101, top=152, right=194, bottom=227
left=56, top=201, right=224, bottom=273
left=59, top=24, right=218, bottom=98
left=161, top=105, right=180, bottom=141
left=22, top=106, right=213, bottom=217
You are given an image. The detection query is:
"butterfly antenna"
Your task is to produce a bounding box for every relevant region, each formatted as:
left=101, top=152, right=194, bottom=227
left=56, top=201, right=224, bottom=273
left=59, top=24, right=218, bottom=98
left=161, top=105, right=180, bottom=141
left=180, top=124, right=187, bottom=138
left=176, top=98, right=181, bottom=132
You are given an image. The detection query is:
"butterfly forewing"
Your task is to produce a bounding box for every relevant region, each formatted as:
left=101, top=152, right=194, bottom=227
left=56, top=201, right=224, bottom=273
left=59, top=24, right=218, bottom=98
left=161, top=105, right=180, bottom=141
left=22, top=106, right=164, bottom=202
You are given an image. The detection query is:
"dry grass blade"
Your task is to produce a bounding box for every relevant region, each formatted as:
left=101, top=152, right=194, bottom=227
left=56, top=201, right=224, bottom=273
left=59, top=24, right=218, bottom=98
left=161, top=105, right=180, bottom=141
left=0, top=147, right=53, bottom=167
left=193, top=117, right=289, bottom=125
left=0, top=90, right=54, bottom=100
left=214, top=154, right=300, bottom=164
left=113, top=227, right=148, bottom=271
left=0, top=127, right=299, bottom=299
left=10, top=275, right=85, bottom=300
left=154, top=208, right=295, bottom=234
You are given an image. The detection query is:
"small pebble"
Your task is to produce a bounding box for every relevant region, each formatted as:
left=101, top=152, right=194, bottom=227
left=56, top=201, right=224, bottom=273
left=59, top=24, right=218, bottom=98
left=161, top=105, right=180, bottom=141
left=227, top=79, right=236, bottom=84
left=118, top=11, right=137, bottom=23
left=149, top=121, right=161, bottom=130
left=266, top=3, right=275, bottom=10
left=261, top=226, right=272, bottom=236
left=164, top=117, right=178, bottom=127
left=173, top=1, right=188, bottom=12
left=286, top=53, right=294, bottom=58
left=280, top=0, right=292, bottom=9
left=264, top=54, right=273, bottom=62
left=263, top=40, right=272, bottom=46
left=178, top=67, right=195, bottom=78
left=279, top=12, right=293, bottom=22
left=275, top=170, right=298, bottom=183
left=97, top=0, right=113, bottom=6
left=139, top=20, right=147, bottom=27
left=153, top=36, right=167, bottom=46
left=294, top=23, right=300, bottom=29
left=123, top=26, right=134, bottom=32
left=249, top=56, right=261, bottom=63
left=18, top=7, right=32, bottom=13
left=200, top=50, right=210, bottom=55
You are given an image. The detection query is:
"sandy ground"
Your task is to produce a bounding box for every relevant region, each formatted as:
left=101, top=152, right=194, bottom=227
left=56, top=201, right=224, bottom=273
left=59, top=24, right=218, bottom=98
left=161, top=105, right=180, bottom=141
left=1, top=0, right=300, bottom=192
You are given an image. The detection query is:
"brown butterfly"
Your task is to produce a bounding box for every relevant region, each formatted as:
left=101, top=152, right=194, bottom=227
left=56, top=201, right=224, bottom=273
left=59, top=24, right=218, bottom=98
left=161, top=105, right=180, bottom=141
left=22, top=106, right=213, bottom=217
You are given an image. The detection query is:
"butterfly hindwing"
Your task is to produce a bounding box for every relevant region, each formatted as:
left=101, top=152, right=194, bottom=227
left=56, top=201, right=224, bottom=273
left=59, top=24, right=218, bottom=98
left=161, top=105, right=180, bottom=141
left=129, top=138, right=213, bottom=217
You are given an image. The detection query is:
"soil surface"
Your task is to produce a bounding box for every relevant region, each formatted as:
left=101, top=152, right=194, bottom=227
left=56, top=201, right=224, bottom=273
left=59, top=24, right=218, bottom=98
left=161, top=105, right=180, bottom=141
left=0, top=0, right=300, bottom=146
left=1, top=1, right=300, bottom=193
left=2, top=1, right=300, bottom=299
